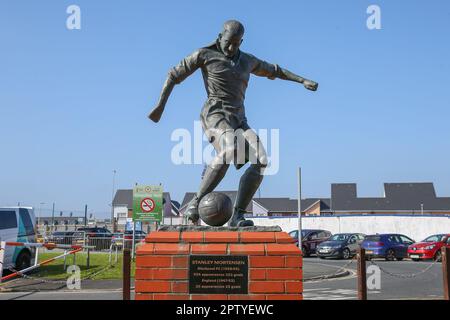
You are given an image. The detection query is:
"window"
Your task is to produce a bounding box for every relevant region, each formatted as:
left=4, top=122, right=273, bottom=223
left=330, top=234, right=350, bottom=241
left=318, top=231, right=329, bottom=239
left=399, top=235, right=414, bottom=244
left=289, top=230, right=298, bottom=239
left=309, top=232, right=319, bottom=240
left=349, top=235, right=357, bottom=243
left=387, top=235, right=398, bottom=243
left=365, top=235, right=381, bottom=242
left=0, top=211, right=17, bottom=230
left=19, top=209, right=35, bottom=236
left=423, top=234, right=445, bottom=242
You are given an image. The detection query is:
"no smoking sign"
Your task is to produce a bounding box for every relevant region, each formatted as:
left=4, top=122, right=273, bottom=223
left=133, top=185, right=163, bottom=222
left=140, top=198, right=156, bottom=213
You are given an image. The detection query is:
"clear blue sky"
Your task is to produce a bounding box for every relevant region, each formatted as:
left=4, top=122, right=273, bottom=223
left=1, top=1, right=449, bottom=218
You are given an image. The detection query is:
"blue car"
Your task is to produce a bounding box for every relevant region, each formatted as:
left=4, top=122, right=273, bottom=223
left=361, top=234, right=415, bottom=261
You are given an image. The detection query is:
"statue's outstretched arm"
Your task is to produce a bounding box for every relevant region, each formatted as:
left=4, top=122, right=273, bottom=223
left=252, top=57, right=318, bottom=92
left=148, top=50, right=203, bottom=123
left=148, top=77, right=175, bottom=123
left=276, top=67, right=318, bottom=91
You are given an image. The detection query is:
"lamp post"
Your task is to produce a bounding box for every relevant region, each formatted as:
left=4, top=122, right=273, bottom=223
left=38, top=202, right=45, bottom=232
left=297, top=167, right=302, bottom=251
left=51, top=202, right=55, bottom=232
left=111, top=170, right=117, bottom=232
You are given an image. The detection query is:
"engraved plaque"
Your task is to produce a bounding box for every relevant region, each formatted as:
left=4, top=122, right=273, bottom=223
left=189, top=255, right=248, bottom=294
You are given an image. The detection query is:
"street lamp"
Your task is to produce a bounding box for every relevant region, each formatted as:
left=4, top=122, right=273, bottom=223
left=297, top=167, right=302, bottom=251
left=111, top=170, right=117, bottom=231
left=38, top=202, right=45, bottom=232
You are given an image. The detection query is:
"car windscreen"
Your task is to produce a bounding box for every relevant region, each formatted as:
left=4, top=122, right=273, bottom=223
left=422, top=234, right=445, bottom=242
left=364, top=235, right=381, bottom=242
left=330, top=234, right=350, bottom=241
left=19, top=209, right=34, bottom=235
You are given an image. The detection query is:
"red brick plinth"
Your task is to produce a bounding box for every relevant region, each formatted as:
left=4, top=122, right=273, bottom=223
left=135, top=229, right=303, bottom=300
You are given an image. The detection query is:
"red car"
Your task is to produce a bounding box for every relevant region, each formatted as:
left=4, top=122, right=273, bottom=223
left=408, top=234, right=450, bottom=262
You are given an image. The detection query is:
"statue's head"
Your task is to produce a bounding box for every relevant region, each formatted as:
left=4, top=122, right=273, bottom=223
left=218, top=20, right=244, bottom=58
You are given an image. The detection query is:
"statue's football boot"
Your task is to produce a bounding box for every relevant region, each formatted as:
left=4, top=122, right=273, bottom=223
left=229, top=207, right=254, bottom=227
left=184, top=196, right=200, bottom=224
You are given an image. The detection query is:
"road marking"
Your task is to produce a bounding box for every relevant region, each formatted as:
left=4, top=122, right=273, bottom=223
left=302, top=288, right=331, bottom=292
left=303, top=288, right=357, bottom=300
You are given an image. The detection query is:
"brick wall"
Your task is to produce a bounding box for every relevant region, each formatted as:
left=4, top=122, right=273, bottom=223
left=135, top=230, right=303, bottom=300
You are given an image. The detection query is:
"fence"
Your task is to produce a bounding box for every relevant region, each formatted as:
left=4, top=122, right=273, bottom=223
left=36, top=224, right=113, bottom=235
left=356, top=246, right=450, bottom=300
left=0, top=240, right=95, bottom=282
left=39, top=231, right=146, bottom=253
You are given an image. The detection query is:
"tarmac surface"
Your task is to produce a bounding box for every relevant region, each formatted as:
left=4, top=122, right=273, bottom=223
left=0, top=259, right=344, bottom=292
left=0, top=257, right=444, bottom=300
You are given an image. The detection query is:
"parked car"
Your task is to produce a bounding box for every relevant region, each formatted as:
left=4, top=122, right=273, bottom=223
left=77, top=227, right=112, bottom=236
left=408, top=234, right=450, bottom=262
left=112, top=231, right=147, bottom=249
left=36, top=233, right=45, bottom=243
left=123, top=230, right=147, bottom=241
left=48, top=231, right=79, bottom=245
left=316, top=233, right=365, bottom=259
left=361, top=234, right=415, bottom=261
left=77, top=227, right=113, bottom=250
left=289, top=229, right=332, bottom=257
left=0, top=207, right=36, bottom=270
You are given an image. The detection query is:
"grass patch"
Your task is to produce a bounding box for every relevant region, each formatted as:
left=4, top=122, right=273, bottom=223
left=34, top=251, right=135, bottom=280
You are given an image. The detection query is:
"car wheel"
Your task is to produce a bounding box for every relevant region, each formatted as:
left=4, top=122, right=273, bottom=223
left=342, top=248, right=351, bottom=259
left=385, top=249, right=396, bottom=261
left=302, top=246, right=310, bottom=257
left=434, top=250, right=442, bottom=262
left=412, top=258, right=420, bottom=262
left=15, top=251, right=31, bottom=270
left=396, top=257, right=403, bottom=261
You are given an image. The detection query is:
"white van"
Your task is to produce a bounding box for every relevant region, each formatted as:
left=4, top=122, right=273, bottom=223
left=0, top=207, right=36, bottom=270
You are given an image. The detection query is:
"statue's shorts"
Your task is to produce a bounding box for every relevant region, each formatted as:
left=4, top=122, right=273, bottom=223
left=200, top=97, right=253, bottom=169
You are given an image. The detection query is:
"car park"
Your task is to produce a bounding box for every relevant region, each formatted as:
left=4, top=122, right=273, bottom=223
left=48, top=231, right=79, bottom=245
left=123, top=230, right=147, bottom=241
left=36, top=233, right=46, bottom=243
left=0, top=207, right=36, bottom=270
left=112, top=230, right=147, bottom=249
left=289, top=229, right=332, bottom=257
left=77, top=227, right=113, bottom=250
left=316, top=233, right=365, bottom=259
left=408, top=234, right=450, bottom=262
left=361, top=234, right=415, bottom=261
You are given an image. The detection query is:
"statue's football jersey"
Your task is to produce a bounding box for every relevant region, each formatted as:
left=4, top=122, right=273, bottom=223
left=168, top=41, right=279, bottom=133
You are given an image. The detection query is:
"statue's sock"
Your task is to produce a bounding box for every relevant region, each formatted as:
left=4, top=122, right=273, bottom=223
left=234, top=164, right=264, bottom=211
left=196, top=164, right=229, bottom=200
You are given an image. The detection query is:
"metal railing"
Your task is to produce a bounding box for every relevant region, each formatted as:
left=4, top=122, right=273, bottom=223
left=40, top=231, right=146, bottom=253
left=356, top=247, right=450, bottom=300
